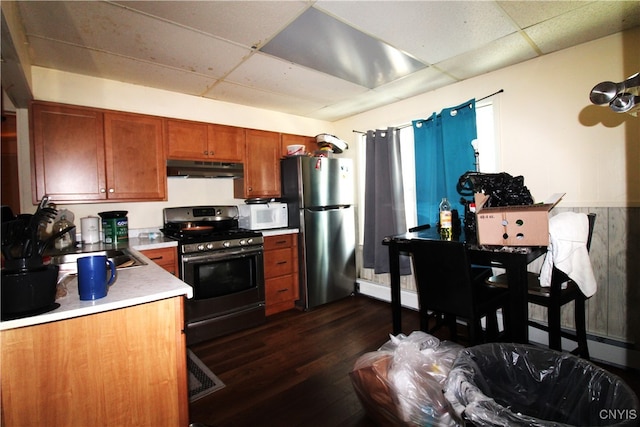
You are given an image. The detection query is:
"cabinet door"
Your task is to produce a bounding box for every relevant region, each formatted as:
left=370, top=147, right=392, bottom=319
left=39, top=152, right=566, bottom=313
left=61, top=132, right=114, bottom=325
left=281, top=133, right=316, bottom=157
left=165, top=119, right=209, bottom=160
left=30, top=102, right=107, bottom=203
left=104, top=113, right=166, bottom=201
left=236, top=129, right=281, bottom=198
left=208, top=124, right=245, bottom=162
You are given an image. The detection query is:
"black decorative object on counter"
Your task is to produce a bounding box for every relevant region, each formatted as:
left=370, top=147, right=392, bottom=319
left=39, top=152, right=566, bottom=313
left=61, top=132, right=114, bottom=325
left=1, top=195, right=73, bottom=320
left=458, top=171, right=533, bottom=207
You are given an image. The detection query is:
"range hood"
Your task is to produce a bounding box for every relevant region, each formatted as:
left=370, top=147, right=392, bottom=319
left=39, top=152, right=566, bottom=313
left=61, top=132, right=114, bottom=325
left=166, top=159, right=243, bottom=178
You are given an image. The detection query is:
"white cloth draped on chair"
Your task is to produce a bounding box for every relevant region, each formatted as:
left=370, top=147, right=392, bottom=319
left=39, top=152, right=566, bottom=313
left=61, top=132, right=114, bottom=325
left=539, top=212, right=597, bottom=297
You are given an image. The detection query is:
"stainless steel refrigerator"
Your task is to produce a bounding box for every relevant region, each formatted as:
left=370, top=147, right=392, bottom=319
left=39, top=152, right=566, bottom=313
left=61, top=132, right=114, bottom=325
left=281, top=156, right=356, bottom=310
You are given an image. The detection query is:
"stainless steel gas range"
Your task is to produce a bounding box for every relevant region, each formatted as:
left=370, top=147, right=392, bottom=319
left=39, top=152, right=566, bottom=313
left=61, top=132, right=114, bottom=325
left=162, top=206, right=265, bottom=345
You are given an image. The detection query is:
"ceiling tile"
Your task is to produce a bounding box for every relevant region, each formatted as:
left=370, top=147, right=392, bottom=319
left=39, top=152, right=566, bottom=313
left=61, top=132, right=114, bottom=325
left=223, top=53, right=369, bottom=104
left=373, top=67, right=458, bottom=99
left=27, top=37, right=218, bottom=97
left=19, top=1, right=251, bottom=78
left=316, top=0, right=519, bottom=64
left=206, top=81, right=326, bottom=116
left=524, top=1, right=640, bottom=54
left=436, top=32, right=539, bottom=80
left=497, top=1, right=588, bottom=29
left=114, top=1, right=309, bottom=48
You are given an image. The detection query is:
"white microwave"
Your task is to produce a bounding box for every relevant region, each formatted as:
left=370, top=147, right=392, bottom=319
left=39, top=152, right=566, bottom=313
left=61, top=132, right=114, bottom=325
left=238, top=203, right=288, bottom=230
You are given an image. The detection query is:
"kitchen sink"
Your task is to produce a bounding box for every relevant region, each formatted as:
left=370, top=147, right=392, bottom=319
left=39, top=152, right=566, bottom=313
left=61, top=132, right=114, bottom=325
left=50, top=248, right=147, bottom=273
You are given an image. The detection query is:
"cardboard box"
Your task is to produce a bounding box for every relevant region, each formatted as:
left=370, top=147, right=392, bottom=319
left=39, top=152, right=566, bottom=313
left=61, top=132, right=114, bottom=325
left=474, top=193, right=564, bottom=246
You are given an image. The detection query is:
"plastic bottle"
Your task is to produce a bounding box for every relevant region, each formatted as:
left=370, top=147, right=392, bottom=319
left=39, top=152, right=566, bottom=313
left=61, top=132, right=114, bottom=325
left=439, top=197, right=452, bottom=239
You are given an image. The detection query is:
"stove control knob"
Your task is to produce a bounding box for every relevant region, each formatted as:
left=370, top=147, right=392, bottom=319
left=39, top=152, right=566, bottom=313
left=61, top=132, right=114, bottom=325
left=247, top=238, right=254, bottom=245
left=197, top=244, right=205, bottom=251
left=239, top=239, right=247, bottom=246
left=223, top=241, right=231, bottom=248
left=206, top=243, right=214, bottom=250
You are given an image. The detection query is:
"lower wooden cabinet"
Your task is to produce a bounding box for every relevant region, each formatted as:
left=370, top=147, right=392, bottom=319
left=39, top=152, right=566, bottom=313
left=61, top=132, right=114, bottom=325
left=263, top=233, right=299, bottom=316
left=1, top=297, right=189, bottom=426
left=140, top=247, right=178, bottom=276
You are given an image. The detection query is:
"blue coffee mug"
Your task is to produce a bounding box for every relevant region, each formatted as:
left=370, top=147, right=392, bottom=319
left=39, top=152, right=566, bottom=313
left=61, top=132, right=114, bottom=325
left=77, top=255, right=116, bottom=300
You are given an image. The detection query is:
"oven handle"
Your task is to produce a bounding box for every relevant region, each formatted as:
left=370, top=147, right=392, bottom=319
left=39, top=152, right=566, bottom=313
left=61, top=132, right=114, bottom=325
left=181, top=246, right=263, bottom=263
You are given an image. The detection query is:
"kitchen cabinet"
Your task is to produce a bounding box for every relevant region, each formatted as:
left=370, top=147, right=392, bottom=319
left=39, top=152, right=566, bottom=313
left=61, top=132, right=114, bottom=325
left=281, top=133, right=317, bottom=156
left=1, top=296, right=189, bottom=426
left=263, top=233, right=299, bottom=316
left=140, top=247, right=178, bottom=276
left=165, top=119, right=245, bottom=162
left=234, top=129, right=281, bottom=198
left=103, top=112, right=166, bottom=201
left=30, top=102, right=166, bottom=204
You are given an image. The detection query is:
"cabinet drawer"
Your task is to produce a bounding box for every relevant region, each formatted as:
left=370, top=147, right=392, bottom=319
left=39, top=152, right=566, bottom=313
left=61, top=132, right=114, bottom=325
left=265, top=275, right=296, bottom=305
left=264, top=247, right=293, bottom=278
left=140, top=247, right=178, bottom=276
left=263, top=234, right=293, bottom=251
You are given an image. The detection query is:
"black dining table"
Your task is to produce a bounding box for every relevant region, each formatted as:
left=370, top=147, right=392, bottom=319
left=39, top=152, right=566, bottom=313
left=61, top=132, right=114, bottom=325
left=383, top=227, right=547, bottom=344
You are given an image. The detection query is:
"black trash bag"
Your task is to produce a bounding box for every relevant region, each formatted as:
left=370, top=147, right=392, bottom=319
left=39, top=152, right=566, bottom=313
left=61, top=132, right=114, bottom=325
left=444, top=343, right=640, bottom=426
left=458, top=172, right=533, bottom=207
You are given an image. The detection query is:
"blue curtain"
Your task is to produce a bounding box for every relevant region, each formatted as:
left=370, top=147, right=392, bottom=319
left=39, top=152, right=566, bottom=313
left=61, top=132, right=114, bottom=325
left=413, top=99, right=477, bottom=226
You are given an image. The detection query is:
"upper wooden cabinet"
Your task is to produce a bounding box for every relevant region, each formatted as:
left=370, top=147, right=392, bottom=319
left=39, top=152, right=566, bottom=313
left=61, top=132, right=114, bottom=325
left=30, top=102, right=166, bottom=204
left=165, top=119, right=244, bottom=162
left=234, top=129, right=281, bottom=198
left=31, top=103, right=107, bottom=203
left=281, top=133, right=317, bottom=157
left=104, top=112, right=166, bottom=201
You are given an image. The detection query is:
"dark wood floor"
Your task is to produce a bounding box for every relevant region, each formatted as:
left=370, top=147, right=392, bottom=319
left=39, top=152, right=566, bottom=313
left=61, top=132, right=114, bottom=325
left=188, top=294, right=640, bottom=427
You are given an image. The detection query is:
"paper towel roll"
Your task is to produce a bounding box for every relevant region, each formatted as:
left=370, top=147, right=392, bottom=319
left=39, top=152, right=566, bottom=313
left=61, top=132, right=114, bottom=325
left=81, top=216, right=101, bottom=244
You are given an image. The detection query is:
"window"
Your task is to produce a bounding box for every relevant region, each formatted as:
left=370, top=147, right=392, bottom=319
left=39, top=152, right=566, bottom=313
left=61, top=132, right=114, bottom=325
left=358, top=101, right=496, bottom=244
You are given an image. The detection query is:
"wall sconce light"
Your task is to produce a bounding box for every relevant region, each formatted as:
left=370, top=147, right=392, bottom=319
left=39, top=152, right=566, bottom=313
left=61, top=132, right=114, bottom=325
left=589, top=73, right=639, bottom=116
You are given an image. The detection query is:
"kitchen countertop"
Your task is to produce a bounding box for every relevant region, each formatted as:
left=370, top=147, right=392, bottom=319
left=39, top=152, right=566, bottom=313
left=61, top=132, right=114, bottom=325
left=261, top=228, right=299, bottom=237
left=0, top=245, right=191, bottom=332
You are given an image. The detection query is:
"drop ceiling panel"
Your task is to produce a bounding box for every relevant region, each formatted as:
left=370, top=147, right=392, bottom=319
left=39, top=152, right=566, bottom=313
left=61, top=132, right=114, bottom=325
left=524, top=1, right=640, bottom=54
left=260, top=7, right=426, bottom=88
left=207, top=81, right=327, bottom=117
left=114, top=1, right=309, bottom=48
left=224, top=53, right=369, bottom=104
left=19, top=1, right=251, bottom=78
left=497, top=1, right=589, bottom=29
left=436, top=32, right=539, bottom=80
left=316, top=1, right=518, bottom=64
left=27, top=37, right=218, bottom=97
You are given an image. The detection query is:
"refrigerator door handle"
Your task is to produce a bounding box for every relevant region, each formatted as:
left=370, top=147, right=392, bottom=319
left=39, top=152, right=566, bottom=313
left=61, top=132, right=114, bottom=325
left=306, top=205, right=351, bottom=211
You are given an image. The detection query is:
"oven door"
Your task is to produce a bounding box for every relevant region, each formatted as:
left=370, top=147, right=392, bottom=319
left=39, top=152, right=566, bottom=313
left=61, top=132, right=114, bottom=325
left=182, top=246, right=265, bottom=323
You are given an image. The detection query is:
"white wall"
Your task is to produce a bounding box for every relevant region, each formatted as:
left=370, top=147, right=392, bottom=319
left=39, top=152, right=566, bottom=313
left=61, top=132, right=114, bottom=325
left=333, top=27, right=640, bottom=209
left=17, top=68, right=338, bottom=229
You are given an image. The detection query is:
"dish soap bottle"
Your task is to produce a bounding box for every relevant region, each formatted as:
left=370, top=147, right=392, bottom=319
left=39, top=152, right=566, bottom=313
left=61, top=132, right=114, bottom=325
left=439, top=197, right=452, bottom=239
left=53, top=211, right=76, bottom=250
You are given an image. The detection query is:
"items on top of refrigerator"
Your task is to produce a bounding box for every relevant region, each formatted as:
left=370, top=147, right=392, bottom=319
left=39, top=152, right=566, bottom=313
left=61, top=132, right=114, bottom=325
left=315, top=133, right=348, bottom=153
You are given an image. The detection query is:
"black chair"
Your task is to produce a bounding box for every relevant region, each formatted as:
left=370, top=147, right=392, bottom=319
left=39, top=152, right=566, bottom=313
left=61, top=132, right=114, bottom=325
left=485, top=213, right=596, bottom=359
left=409, top=239, right=510, bottom=345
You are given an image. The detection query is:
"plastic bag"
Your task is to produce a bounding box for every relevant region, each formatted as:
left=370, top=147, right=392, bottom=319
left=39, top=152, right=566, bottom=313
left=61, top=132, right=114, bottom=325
left=350, top=331, right=464, bottom=426
left=443, top=343, right=640, bottom=426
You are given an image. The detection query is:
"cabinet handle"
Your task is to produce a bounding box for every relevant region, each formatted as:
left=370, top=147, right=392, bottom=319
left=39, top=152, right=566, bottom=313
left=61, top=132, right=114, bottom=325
left=100, top=188, right=106, bottom=193
left=277, top=288, right=289, bottom=293
left=203, top=150, right=208, bottom=155
left=248, top=187, right=253, bottom=192
left=210, top=150, right=214, bottom=156
left=150, top=256, right=164, bottom=261
left=276, top=261, right=288, bottom=265
left=275, top=240, right=288, bottom=245
left=108, top=188, right=115, bottom=193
